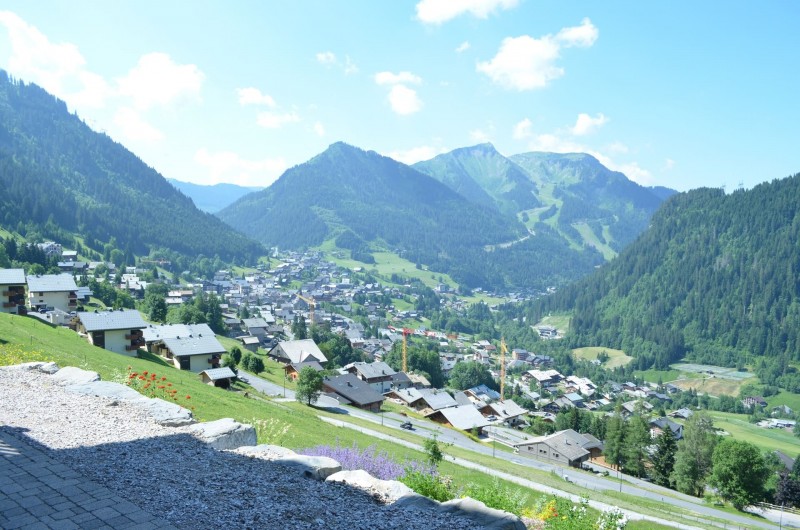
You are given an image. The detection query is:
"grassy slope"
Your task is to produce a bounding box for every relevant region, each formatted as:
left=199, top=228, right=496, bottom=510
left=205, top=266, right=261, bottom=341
left=708, top=411, right=800, bottom=457
left=572, top=346, right=633, bottom=369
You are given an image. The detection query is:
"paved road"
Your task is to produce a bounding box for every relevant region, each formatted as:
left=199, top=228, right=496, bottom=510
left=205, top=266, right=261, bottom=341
left=321, top=404, right=787, bottom=530
left=238, top=370, right=296, bottom=400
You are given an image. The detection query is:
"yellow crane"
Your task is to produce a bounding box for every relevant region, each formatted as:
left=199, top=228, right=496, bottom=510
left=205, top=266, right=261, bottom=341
left=296, top=293, right=315, bottom=326
left=499, top=338, right=508, bottom=402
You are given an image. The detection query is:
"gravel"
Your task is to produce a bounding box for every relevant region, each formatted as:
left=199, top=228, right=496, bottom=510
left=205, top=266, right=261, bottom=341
left=0, top=367, right=485, bottom=530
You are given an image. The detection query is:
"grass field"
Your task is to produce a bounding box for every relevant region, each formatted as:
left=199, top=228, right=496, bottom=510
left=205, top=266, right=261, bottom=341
left=671, top=376, right=755, bottom=397
left=535, top=313, right=571, bottom=334
left=633, top=369, right=684, bottom=384
left=708, top=411, right=800, bottom=456
left=766, top=390, right=800, bottom=412
left=572, top=346, right=633, bottom=369
left=573, top=222, right=617, bottom=260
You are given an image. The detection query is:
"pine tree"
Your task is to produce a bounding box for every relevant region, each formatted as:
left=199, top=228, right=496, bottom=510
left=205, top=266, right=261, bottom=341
left=650, top=426, right=677, bottom=487
left=671, top=412, right=718, bottom=496
left=603, top=409, right=626, bottom=470
left=624, top=414, right=651, bottom=478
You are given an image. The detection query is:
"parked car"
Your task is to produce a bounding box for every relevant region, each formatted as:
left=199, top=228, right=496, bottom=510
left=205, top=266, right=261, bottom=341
left=400, top=421, right=413, bottom=430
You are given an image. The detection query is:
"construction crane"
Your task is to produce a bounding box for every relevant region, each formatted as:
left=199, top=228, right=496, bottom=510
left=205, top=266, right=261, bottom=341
left=499, top=338, right=508, bottom=402
left=296, top=293, right=315, bottom=326
left=402, top=328, right=412, bottom=373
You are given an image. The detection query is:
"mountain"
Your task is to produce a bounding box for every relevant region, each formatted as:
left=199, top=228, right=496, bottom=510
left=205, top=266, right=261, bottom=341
left=0, top=71, right=263, bottom=263
left=531, top=175, right=800, bottom=390
left=412, top=143, right=540, bottom=216
left=168, top=179, right=262, bottom=213
left=218, top=142, right=604, bottom=290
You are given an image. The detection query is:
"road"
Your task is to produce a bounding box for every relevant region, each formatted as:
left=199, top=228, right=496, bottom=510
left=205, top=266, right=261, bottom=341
left=319, top=404, right=788, bottom=530
left=238, top=370, right=295, bottom=400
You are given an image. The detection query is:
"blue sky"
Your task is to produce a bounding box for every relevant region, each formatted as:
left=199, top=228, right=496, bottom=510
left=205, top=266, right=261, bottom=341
left=1, top=1, right=798, bottom=191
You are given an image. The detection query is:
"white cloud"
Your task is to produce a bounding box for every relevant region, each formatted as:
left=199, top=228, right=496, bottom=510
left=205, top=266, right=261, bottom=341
left=116, top=52, right=204, bottom=110
left=387, top=85, right=423, bottom=115
left=374, top=71, right=422, bottom=86
left=571, top=112, right=608, bottom=136
left=194, top=148, right=287, bottom=187
left=0, top=11, right=112, bottom=110
left=456, top=41, right=471, bottom=53
left=237, top=87, right=276, bottom=107
left=470, top=129, right=491, bottom=143
left=556, top=18, right=599, bottom=48
left=416, top=0, right=519, bottom=24
left=477, top=35, right=562, bottom=90
left=344, top=55, right=359, bottom=75
left=256, top=111, right=301, bottom=128
left=314, top=121, right=325, bottom=136
left=512, top=118, right=532, bottom=140
left=477, top=19, right=598, bottom=91
left=113, top=107, right=164, bottom=142
left=316, top=51, right=337, bottom=65
left=386, top=145, right=448, bottom=165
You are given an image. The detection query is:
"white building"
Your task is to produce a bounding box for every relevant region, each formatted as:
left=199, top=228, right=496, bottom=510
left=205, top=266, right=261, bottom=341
left=26, top=274, right=78, bottom=312
left=77, top=309, right=147, bottom=356
left=0, top=268, right=26, bottom=314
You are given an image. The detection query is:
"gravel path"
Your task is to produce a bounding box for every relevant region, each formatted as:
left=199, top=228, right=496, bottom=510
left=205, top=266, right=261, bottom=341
left=0, top=367, right=483, bottom=530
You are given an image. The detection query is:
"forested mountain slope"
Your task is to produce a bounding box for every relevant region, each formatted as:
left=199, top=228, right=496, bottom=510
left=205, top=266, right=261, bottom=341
left=218, top=142, right=604, bottom=290
left=0, top=71, right=263, bottom=263
left=531, top=175, right=800, bottom=390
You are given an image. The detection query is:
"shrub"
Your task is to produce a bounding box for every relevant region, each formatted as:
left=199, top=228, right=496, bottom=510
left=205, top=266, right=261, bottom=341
left=461, top=478, right=529, bottom=516
left=400, top=469, right=455, bottom=502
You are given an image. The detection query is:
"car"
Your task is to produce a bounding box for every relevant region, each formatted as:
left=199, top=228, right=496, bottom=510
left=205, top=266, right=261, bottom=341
left=400, top=421, right=413, bottom=430
left=486, top=415, right=498, bottom=421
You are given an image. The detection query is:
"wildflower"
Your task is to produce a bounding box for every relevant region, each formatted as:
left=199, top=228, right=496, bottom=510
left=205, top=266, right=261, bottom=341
left=185, top=395, right=191, bottom=400
left=142, top=371, right=148, bottom=376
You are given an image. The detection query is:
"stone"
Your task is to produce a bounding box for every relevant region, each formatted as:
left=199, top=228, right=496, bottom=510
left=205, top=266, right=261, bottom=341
left=66, top=382, right=193, bottom=426
left=439, top=497, right=527, bottom=530
left=189, top=418, right=256, bottom=450
left=274, top=455, right=342, bottom=481
left=325, top=470, right=413, bottom=502
left=235, top=444, right=297, bottom=459
left=140, top=398, right=194, bottom=427
left=66, top=381, right=148, bottom=403
left=4, top=361, right=59, bottom=373
left=52, top=367, right=100, bottom=386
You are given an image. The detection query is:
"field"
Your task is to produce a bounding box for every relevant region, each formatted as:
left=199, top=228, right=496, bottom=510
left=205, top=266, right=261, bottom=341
left=708, top=411, right=800, bottom=456
left=534, top=314, right=571, bottom=334
left=668, top=363, right=757, bottom=397
left=633, top=369, right=684, bottom=384
left=572, top=346, right=633, bottom=369
left=767, top=390, right=800, bottom=412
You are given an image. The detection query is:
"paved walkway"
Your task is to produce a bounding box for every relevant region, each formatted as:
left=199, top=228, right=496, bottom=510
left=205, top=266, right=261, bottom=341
left=0, top=427, right=177, bottom=530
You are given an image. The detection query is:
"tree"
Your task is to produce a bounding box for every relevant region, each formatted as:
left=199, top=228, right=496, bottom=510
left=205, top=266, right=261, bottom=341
left=292, top=315, right=308, bottom=340
left=624, top=414, right=651, bottom=478
left=296, top=367, right=323, bottom=406
left=143, top=286, right=167, bottom=323
left=709, top=439, right=770, bottom=510
left=603, top=410, right=626, bottom=470
left=448, top=361, right=496, bottom=391
left=775, top=471, right=800, bottom=508
left=240, top=352, right=264, bottom=374
left=650, top=426, right=677, bottom=488
left=423, top=434, right=445, bottom=467
left=672, top=411, right=718, bottom=497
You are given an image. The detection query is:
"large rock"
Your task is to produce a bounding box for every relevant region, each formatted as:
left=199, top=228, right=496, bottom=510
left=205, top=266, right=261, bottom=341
left=67, top=381, right=148, bottom=402
left=140, top=398, right=194, bottom=427
left=235, top=444, right=297, bottom=459
left=52, top=366, right=100, bottom=385
left=4, top=361, right=60, bottom=374
left=326, top=469, right=413, bottom=502
left=439, top=497, right=527, bottom=530
left=66, top=381, right=194, bottom=426
left=276, top=455, right=342, bottom=480
left=189, top=418, right=256, bottom=450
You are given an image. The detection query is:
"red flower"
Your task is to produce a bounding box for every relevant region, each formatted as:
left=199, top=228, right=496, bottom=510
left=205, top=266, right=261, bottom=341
left=185, top=395, right=191, bottom=400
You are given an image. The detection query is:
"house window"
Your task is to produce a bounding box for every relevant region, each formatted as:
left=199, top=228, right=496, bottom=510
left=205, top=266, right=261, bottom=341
left=554, top=454, right=559, bottom=458
left=179, top=357, right=190, bottom=370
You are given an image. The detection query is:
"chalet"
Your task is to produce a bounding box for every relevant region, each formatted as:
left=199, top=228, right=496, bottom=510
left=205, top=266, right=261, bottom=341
left=241, top=317, right=269, bottom=338
left=240, top=335, right=261, bottom=352
left=621, top=400, right=654, bottom=418
left=388, top=371, right=413, bottom=390
left=649, top=417, right=684, bottom=440
left=341, top=361, right=396, bottom=393
left=268, top=339, right=328, bottom=365
left=76, top=309, right=147, bottom=356
left=428, top=405, right=491, bottom=433
left=284, top=361, right=325, bottom=381
left=514, top=429, right=598, bottom=467
left=322, top=374, right=384, bottom=412
left=142, top=323, right=215, bottom=352
left=199, top=367, right=237, bottom=389
left=537, top=325, right=558, bottom=339
left=384, top=387, right=425, bottom=408
left=418, top=389, right=458, bottom=413
left=742, top=396, right=767, bottom=409
left=480, top=399, right=528, bottom=425
left=408, top=372, right=432, bottom=389
left=0, top=269, right=26, bottom=314
left=668, top=408, right=694, bottom=420
left=160, top=334, right=226, bottom=372
left=26, top=273, right=78, bottom=312
left=464, top=384, right=501, bottom=404
left=526, top=369, right=562, bottom=388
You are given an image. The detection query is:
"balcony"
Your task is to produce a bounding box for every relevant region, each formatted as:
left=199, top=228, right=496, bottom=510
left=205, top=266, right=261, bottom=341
left=68, top=300, right=78, bottom=307
left=68, top=293, right=78, bottom=300
left=125, top=344, right=140, bottom=352
left=3, top=302, right=15, bottom=308
left=125, top=330, right=144, bottom=340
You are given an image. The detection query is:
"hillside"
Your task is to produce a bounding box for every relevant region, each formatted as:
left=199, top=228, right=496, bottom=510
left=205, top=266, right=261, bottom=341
left=412, top=143, right=540, bottom=216
left=0, top=71, right=263, bottom=263
left=218, top=142, right=604, bottom=290
left=168, top=179, right=261, bottom=213
left=530, top=175, right=800, bottom=391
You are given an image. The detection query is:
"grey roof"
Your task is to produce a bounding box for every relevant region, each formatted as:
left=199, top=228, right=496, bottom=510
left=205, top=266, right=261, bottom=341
left=435, top=405, right=491, bottom=430
left=0, top=268, right=25, bottom=285
left=486, top=399, right=528, bottom=419
left=389, top=372, right=412, bottom=385
left=346, top=361, right=396, bottom=380
left=388, top=387, right=424, bottom=404
left=323, top=374, right=384, bottom=406
left=288, top=361, right=325, bottom=373
left=516, top=429, right=591, bottom=462
left=162, top=334, right=226, bottom=357
left=142, top=323, right=214, bottom=343
left=420, top=389, right=458, bottom=411
left=467, top=384, right=501, bottom=402
left=242, top=317, right=269, bottom=329
left=200, top=367, right=237, bottom=380
left=78, top=309, right=147, bottom=332
left=453, top=391, right=474, bottom=407
left=26, top=274, right=77, bottom=292
left=271, top=339, right=328, bottom=364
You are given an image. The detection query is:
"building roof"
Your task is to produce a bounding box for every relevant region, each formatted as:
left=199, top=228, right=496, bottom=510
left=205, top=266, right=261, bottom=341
left=199, top=367, right=237, bottom=381
left=434, top=405, right=491, bottom=431
left=323, top=373, right=384, bottom=406
left=485, top=399, right=528, bottom=419
left=345, top=361, right=396, bottom=380
left=0, top=268, right=26, bottom=285
left=77, top=309, right=147, bottom=332
left=26, top=273, right=77, bottom=292
left=242, top=317, right=269, bottom=329
left=466, top=384, right=501, bottom=402
left=516, top=429, right=591, bottom=462
left=162, top=334, right=226, bottom=357
left=420, top=389, right=459, bottom=411
left=388, top=387, right=424, bottom=405
left=389, top=371, right=412, bottom=386
left=287, top=361, right=325, bottom=373
left=271, top=339, right=328, bottom=364
left=142, top=323, right=215, bottom=343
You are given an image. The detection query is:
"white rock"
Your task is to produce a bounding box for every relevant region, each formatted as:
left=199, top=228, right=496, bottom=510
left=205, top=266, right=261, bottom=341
left=3, top=361, right=58, bottom=373
left=326, top=469, right=413, bottom=502
left=275, top=455, right=342, bottom=481
left=189, top=418, right=256, bottom=450
left=234, top=444, right=297, bottom=459
left=52, top=366, right=100, bottom=385
left=141, top=398, right=194, bottom=427
left=439, top=497, right=527, bottom=530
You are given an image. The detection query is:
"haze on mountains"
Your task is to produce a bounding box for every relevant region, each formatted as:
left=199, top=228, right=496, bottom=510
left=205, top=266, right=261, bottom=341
left=527, top=174, right=800, bottom=389
left=167, top=180, right=262, bottom=214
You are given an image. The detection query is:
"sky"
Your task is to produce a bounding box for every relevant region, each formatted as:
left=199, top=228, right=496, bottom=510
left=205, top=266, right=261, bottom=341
left=0, top=1, right=798, bottom=192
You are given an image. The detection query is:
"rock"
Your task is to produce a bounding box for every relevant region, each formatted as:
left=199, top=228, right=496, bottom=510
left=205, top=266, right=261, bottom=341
left=189, top=418, right=256, bottom=450
left=141, top=398, right=194, bottom=427
left=439, top=497, right=527, bottom=530
left=66, top=381, right=148, bottom=402
left=235, top=444, right=297, bottom=459
left=275, top=455, right=342, bottom=481
left=391, top=493, right=440, bottom=511
left=52, top=366, right=100, bottom=385
left=3, top=361, right=59, bottom=373
left=326, top=469, right=413, bottom=502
